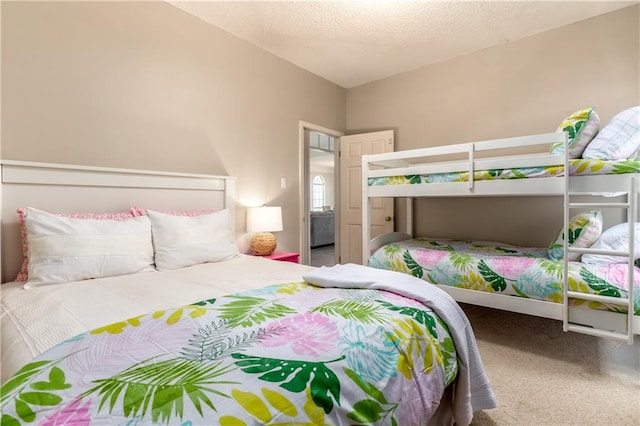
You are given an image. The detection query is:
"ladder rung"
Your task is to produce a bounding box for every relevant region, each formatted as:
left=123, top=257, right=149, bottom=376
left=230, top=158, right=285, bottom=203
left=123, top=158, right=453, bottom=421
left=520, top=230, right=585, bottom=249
left=566, top=324, right=630, bottom=342
left=568, top=191, right=627, bottom=196
left=564, top=174, right=635, bottom=344
left=568, top=202, right=630, bottom=208
left=567, top=291, right=630, bottom=306
left=567, top=247, right=630, bottom=257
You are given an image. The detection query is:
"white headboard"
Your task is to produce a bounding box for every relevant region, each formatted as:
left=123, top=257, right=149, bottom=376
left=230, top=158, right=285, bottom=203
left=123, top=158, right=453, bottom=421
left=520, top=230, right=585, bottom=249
left=0, top=160, right=236, bottom=283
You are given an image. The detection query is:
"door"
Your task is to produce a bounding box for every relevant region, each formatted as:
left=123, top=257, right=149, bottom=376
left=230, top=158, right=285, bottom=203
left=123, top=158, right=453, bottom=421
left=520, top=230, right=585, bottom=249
left=339, top=130, right=394, bottom=264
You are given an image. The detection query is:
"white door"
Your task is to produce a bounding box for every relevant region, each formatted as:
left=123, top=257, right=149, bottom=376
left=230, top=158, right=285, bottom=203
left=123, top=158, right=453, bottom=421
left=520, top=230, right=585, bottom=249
left=339, top=130, right=394, bottom=265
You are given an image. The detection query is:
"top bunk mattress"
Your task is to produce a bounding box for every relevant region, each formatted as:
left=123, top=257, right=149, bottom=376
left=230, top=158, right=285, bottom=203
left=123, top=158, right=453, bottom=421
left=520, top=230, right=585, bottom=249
left=368, top=158, right=640, bottom=187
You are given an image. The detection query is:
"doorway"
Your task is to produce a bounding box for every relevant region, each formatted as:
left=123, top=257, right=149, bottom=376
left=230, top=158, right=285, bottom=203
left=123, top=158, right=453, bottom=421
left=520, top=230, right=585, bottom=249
left=298, top=121, right=343, bottom=266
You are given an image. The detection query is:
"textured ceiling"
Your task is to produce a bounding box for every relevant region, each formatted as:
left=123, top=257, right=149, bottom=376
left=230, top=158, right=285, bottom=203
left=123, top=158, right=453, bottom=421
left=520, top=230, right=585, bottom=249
left=170, top=1, right=636, bottom=88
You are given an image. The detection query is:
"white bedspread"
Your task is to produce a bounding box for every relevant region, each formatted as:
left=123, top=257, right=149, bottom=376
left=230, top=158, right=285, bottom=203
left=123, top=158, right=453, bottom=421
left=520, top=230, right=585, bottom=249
left=0, top=255, right=315, bottom=383
left=303, top=263, right=498, bottom=426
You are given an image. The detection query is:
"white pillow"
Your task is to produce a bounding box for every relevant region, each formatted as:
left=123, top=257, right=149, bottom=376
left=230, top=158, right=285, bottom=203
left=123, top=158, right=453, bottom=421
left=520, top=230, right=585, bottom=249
left=582, top=222, right=640, bottom=265
left=582, top=106, right=640, bottom=160
left=24, top=207, right=155, bottom=287
left=147, top=209, right=239, bottom=271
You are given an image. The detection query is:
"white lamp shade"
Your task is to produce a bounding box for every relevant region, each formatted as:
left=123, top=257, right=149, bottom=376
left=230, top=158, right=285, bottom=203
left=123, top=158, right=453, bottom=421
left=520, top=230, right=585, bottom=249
left=246, top=206, right=283, bottom=233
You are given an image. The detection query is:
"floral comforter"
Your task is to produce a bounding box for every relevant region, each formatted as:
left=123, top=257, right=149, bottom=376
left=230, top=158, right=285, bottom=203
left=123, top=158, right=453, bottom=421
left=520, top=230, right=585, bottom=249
left=0, top=282, right=458, bottom=426
left=368, top=158, right=640, bottom=186
left=369, top=238, right=640, bottom=315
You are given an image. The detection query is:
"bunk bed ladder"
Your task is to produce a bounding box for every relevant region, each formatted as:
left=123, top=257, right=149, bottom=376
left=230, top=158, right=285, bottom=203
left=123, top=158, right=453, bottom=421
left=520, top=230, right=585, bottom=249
left=563, top=174, right=636, bottom=344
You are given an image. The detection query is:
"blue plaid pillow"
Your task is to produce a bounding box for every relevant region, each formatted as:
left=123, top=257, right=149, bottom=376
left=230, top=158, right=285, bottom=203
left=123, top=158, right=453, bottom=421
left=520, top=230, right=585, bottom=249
left=583, top=106, right=640, bottom=160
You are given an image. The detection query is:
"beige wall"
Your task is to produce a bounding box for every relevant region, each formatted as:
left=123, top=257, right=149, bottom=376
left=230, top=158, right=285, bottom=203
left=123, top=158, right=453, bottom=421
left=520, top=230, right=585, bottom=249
left=346, top=5, right=640, bottom=247
left=4, top=2, right=638, bottom=251
left=1, top=1, right=346, bottom=252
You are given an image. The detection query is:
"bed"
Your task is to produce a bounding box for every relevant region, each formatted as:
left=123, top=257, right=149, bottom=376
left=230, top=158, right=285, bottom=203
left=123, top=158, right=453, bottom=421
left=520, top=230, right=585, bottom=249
left=361, top=118, right=640, bottom=344
left=0, top=160, right=496, bottom=425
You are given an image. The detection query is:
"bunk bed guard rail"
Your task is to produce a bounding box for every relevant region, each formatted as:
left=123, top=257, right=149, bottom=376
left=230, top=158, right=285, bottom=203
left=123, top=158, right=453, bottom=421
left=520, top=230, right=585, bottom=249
left=361, top=131, right=567, bottom=263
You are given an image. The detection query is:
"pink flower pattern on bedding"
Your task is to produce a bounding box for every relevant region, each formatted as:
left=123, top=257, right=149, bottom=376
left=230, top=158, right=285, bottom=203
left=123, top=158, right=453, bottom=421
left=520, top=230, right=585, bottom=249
left=40, top=398, right=91, bottom=426
left=259, top=312, right=339, bottom=357
left=414, top=248, right=449, bottom=266
left=490, top=257, right=542, bottom=280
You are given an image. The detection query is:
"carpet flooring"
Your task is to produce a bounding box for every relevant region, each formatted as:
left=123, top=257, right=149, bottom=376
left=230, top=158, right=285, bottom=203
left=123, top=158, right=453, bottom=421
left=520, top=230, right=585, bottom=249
left=463, top=304, right=640, bottom=425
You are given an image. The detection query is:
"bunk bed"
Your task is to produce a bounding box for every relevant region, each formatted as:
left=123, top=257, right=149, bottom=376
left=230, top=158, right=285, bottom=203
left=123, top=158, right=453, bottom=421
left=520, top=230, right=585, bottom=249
left=361, top=130, right=640, bottom=344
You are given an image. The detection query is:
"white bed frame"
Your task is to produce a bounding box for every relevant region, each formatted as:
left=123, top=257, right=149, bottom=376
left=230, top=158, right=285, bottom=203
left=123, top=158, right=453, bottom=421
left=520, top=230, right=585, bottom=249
left=361, top=131, right=639, bottom=343
left=0, top=160, right=236, bottom=284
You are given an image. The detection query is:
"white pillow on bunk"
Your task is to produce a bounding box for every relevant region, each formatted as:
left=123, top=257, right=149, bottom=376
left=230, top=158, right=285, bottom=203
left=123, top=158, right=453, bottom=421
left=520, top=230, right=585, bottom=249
left=548, top=210, right=603, bottom=261
left=550, top=106, right=600, bottom=159
left=24, top=207, right=155, bottom=287
left=581, top=223, right=640, bottom=265
left=147, top=208, right=239, bottom=271
left=582, top=106, right=640, bottom=160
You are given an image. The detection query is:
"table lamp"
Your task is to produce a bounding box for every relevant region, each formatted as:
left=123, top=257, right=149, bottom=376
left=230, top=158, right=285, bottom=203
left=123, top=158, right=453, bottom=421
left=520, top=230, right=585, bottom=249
left=246, top=206, right=283, bottom=255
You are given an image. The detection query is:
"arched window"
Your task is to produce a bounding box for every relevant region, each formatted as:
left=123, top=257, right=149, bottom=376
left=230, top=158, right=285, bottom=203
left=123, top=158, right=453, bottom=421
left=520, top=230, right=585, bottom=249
left=312, top=175, right=325, bottom=211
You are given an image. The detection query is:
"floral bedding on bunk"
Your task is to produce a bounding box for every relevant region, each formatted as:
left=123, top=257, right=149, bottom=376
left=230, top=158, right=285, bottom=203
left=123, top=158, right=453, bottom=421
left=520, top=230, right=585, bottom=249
left=369, top=238, right=640, bottom=315
left=368, top=158, right=640, bottom=186
left=0, top=282, right=458, bottom=426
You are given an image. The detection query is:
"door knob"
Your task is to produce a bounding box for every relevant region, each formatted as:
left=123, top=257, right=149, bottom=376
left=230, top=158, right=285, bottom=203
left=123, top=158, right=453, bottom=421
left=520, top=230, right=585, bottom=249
left=385, top=216, right=392, bottom=222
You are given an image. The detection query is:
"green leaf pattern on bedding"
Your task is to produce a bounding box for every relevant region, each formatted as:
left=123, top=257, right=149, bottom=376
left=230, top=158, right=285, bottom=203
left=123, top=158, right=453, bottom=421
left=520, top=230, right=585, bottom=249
left=84, top=358, right=236, bottom=423
left=231, top=353, right=343, bottom=414
left=579, top=268, right=621, bottom=298
left=477, top=260, right=508, bottom=292
left=610, top=160, right=640, bottom=174
left=311, top=299, right=388, bottom=324
left=1, top=361, right=72, bottom=426
left=403, top=251, right=423, bottom=278
left=377, top=300, right=438, bottom=339
left=0, top=283, right=457, bottom=425
left=370, top=238, right=640, bottom=315
left=344, top=367, right=399, bottom=424
left=405, top=175, right=422, bottom=184
left=216, top=295, right=297, bottom=327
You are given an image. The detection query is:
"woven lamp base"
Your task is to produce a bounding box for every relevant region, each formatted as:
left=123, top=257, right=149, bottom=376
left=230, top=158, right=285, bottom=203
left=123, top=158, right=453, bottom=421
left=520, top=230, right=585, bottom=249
left=250, top=232, right=277, bottom=256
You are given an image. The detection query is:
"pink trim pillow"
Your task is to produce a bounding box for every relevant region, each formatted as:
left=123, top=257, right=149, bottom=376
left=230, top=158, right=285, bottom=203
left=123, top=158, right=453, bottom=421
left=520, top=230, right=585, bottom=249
left=130, top=207, right=219, bottom=217
left=15, top=208, right=136, bottom=282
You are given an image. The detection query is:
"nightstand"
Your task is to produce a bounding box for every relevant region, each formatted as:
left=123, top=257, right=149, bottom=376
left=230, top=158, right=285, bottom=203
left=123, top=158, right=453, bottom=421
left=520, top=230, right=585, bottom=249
left=263, top=251, right=300, bottom=264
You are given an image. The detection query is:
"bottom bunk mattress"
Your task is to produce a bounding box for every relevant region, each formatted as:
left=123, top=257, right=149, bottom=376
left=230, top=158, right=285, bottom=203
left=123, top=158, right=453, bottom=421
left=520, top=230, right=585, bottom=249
left=369, top=237, right=640, bottom=315
left=0, top=267, right=496, bottom=426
